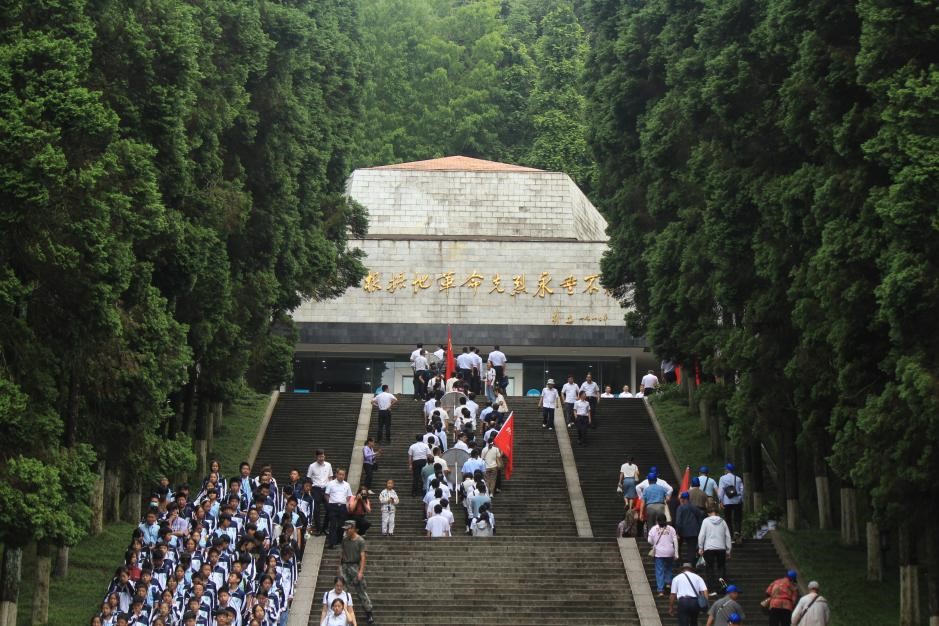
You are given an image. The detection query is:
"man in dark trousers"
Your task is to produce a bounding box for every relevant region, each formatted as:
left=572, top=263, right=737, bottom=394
left=675, top=491, right=706, bottom=564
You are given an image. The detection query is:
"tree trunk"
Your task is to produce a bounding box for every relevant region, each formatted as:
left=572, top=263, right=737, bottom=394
left=194, top=396, right=209, bottom=477
left=899, top=521, right=921, bottom=626
left=686, top=365, right=695, bottom=407
left=122, top=476, right=141, bottom=524
left=814, top=472, right=832, bottom=530
left=867, top=521, right=883, bottom=582
left=840, top=486, right=860, bottom=545
left=700, top=399, right=709, bottom=432
left=90, top=461, right=105, bottom=535
left=104, top=465, right=121, bottom=524
left=782, top=423, right=799, bottom=530
left=31, top=541, right=52, bottom=625
left=181, top=368, right=198, bottom=435
left=53, top=545, right=68, bottom=579
left=0, top=546, right=22, bottom=626
left=709, top=409, right=722, bottom=458
left=205, top=402, right=215, bottom=461
left=64, top=371, right=79, bottom=449
left=750, top=442, right=764, bottom=511
left=213, top=402, right=224, bottom=434
left=927, top=514, right=939, bottom=626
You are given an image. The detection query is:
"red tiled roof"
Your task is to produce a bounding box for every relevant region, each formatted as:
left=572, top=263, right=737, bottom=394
left=369, top=156, right=543, bottom=172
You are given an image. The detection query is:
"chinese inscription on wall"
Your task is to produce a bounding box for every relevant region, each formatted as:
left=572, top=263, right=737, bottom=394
left=361, top=271, right=617, bottom=325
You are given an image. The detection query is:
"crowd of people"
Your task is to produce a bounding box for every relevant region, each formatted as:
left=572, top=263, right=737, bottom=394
left=93, top=460, right=311, bottom=626
left=617, top=457, right=830, bottom=625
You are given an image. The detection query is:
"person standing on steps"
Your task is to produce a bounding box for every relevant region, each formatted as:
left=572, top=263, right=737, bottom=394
left=705, top=584, right=744, bottom=626
left=325, top=469, right=353, bottom=549
left=378, top=479, right=398, bottom=537
left=573, top=389, right=592, bottom=445
left=371, top=385, right=397, bottom=443
left=618, top=385, right=634, bottom=398
left=361, top=438, right=379, bottom=494
left=409, top=344, right=423, bottom=401
left=642, top=474, right=669, bottom=524
left=487, top=345, right=507, bottom=389
left=618, top=456, right=640, bottom=510
left=539, top=378, right=560, bottom=430
left=718, top=463, right=744, bottom=541
left=764, top=570, right=800, bottom=626
left=407, top=435, right=431, bottom=497
left=339, top=520, right=374, bottom=625
left=641, top=369, right=660, bottom=395
left=669, top=561, right=708, bottom=626
left=647, top=517, right=679, bottom=596
left=561, top=375, right=580, bottom=428
left=698, top=505, right=732, bottom=596
left=675, top=492, right=705, bottom=564
left=791, top=580, right=829, bottom=626
left=321, top=576, right=355, bottom=625
left=580, top=372, right=600, bottom=428
left=413, top=349, right=430, bottom=400
left=306, top=450, right=333, bottom=536
left=698, top=466, right=718, bottom=508
left=689, top=477, right=709, bottom=512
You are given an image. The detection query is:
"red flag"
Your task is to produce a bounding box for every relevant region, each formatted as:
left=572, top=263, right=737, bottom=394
left=679, top=466, right=691, bottom=494
left=695, top=359, right=701, bottom=386
left=445, top=326, right=456, bottom=380
left=675, top=365, right=682, bottom=385
left=493, top=412, right=515, bottom=480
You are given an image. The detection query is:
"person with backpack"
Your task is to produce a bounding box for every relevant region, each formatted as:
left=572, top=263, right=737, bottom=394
left=706, top=584, right=744, bottom=626
left=717, top=463, right=744, bottom=541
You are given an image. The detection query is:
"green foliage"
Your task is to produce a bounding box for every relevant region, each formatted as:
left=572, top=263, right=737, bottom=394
left=586, top=0, right=939, bottom=529
left=151, top=433, right=198, bottom=484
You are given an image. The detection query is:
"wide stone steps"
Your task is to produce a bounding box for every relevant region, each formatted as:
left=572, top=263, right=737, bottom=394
left=569, top=398, right=790, bottom=622
left=252, top=392, right=362, bottom=484
left=313, top=537, right=638, bottom=626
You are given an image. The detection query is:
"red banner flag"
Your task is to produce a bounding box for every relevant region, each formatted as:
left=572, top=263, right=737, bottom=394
left=679, top=466, right=691, bottom=495
left=445, top=326, right=456, bottom=380
left=675, top=365, right=682, bottom=385
left=493, top=412, right=515, bottom=480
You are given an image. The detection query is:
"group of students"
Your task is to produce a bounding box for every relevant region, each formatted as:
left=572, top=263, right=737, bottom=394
left=615, top=457, right=829, bottom=625
left=93, top=460, right=309, bottom=626
left=410, top=395, right=504, bottom=538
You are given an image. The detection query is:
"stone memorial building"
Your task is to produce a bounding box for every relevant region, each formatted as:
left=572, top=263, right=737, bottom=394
left=291, top=156, right=653, bottom=394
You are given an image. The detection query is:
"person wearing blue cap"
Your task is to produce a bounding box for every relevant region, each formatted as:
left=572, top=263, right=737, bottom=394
left=764, top=570, right=800, bottom=626
left=706, top=584, right=744, bottom=625
left=675, top=491, right=705, bottom=563
left=698, top=466, right=718, bottom=505
left=689, top=476, right=709, bottom=511
left=642, top=475, right=669, bottom=524
left=718, top=463, right=744, bottom=540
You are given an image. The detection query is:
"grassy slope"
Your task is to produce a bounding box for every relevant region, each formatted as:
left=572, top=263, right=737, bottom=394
left=649, top=393, right=900, bottom=626
left=647, top=389, right=725, bottom=474
left=14, top=390, right=271, bottom=625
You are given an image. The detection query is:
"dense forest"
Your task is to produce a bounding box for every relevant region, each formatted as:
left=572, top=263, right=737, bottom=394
left=586, top=0, right=937, bottom=624
left=0, top=0, right=936, bottom=623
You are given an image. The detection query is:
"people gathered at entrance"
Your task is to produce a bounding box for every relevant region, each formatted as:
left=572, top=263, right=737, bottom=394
left=93, top=353, right=828, bottom=626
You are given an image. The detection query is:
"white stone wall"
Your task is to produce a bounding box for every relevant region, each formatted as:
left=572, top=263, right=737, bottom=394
left=346, top=169, right=607, bottom=240
left=293, top=239, right=627, bottom=327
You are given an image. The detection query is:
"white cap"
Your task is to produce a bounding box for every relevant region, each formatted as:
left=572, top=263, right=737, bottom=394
left=546, top=379, right=555, bottom=385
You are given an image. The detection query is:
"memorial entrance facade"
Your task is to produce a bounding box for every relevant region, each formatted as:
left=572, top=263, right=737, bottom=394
left=291, top=156, right=654, bottom=394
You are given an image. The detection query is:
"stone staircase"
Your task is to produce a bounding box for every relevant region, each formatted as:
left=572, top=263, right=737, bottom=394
left=251, top=392, right=362, bottom=486
left=571, top=397, right=790, bottom=621
left=311, top=395, right=638, bottom=625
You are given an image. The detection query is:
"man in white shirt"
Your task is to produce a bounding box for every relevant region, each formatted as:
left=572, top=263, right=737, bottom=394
left=409, top=344, right=423, bottom=400
left=425, top=504, right=451, bottom=537
left=561, top=375, right=580, bottom=428
left=324, top=469, right=353, bottom=548
left=619, top=385, right=634, bottom=398
left=465, top=394, right=479, bottom=419
left=470, top=348, right=484, bottom=394
left=641, top=369, right=660, bottom=395
left=456, top=347, right=474, bottom=382
left=538, top=379, right=560, bottom=431
left=408, top=436, right=432, bottom=497
left=453, top=434, right=471, bottom=452
left=580, top=373, right=600, bottom=428
left=791, top=581, right=830, bottom=626
left=668, top=562, right=708, bottom=623
left=423, top=396, right=438, bottom=421
left=487, top=346, right=507, bottom=387
left=306, top=450, right=332, bottom=535
left=413, top=350, right=430, bottom=399
left=371, top=385, right=398, bottom=443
